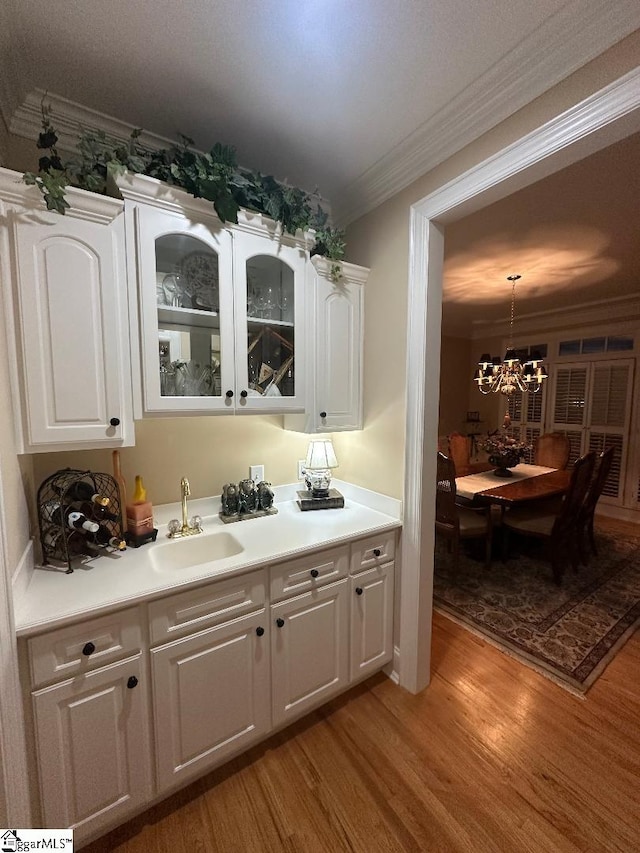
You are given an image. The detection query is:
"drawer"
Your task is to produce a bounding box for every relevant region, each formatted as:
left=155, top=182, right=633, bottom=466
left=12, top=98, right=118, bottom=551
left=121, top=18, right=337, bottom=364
left=149, top=568, right=267, bottom=644
left=350, top=530, right=396, bottom=575
left=270, top=545, right=349, bottom=602
left=28, top=607, right=142, bottom=689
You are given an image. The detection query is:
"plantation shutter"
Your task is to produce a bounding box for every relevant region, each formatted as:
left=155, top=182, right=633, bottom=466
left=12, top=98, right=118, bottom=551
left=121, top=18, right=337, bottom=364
left=585, top=361, right=633, bottom=502
left=551, top=364, right=587, bottom=466
left=551, top=359, right=633, bottom=505
left=507, top=387, right=544, bottom=463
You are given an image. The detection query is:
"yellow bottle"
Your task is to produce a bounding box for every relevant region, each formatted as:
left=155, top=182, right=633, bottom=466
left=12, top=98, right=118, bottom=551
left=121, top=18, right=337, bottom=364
left=126, top=475, right=154, bottom=538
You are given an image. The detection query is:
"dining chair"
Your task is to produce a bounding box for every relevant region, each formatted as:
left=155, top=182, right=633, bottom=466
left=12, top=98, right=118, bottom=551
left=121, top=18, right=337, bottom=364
left=435, top=452, right=492, bottom=577
left=577, top=446, right=615, bottom=564
left=534, top=432, right=571, bottom=469
left=501, top=451, right=596, bottom=584
left=447, top=432, right=488, bottom=477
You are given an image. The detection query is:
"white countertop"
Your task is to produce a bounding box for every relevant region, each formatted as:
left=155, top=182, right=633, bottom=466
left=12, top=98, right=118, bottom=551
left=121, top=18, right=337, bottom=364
left=14, top=481, right=402, bottom=637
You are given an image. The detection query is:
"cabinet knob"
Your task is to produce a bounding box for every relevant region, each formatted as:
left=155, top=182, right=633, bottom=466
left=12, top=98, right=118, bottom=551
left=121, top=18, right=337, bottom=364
left=82, top=642, right=95, bottom=656
left=225, top=389, right=234, bottom=399
left=276, top=618, right=285, bottom=628
left=356, top=587, right=363, bottom=596
left=310, top=569, right=319, bottom=578
left=109, top=417, right=120, bottom=427
left=373, top=548, right=381, bottom=557
left=320, top=411, right=327, bottom=419
left=256, top=626, right=265, bottom=637
left=127, top=676, right=138, bottom=689
left=240, top=389, right=248, bottom=398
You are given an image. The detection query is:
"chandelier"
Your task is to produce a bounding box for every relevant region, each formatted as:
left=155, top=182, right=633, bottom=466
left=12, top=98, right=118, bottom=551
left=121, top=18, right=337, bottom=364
left=474, top=274, right=548, bottom=396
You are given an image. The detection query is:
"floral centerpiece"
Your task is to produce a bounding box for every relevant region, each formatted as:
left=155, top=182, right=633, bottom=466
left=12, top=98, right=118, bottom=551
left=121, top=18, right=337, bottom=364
left=480, top=430, right=532, bottom=477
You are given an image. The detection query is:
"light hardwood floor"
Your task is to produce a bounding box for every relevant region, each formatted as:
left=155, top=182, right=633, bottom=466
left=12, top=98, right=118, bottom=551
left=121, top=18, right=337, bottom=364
left=81, top=606, right=640, bottom=852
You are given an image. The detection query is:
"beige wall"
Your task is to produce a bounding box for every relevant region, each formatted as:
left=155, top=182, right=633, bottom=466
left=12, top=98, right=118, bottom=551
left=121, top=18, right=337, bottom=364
left=30, top=416, right=315, bottom=508
left=438, top=335, right=472, bottom=437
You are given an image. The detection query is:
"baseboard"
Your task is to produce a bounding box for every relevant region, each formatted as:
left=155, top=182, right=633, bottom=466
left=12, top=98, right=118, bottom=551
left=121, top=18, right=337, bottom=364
left=386, top=644, right=401, bottom=685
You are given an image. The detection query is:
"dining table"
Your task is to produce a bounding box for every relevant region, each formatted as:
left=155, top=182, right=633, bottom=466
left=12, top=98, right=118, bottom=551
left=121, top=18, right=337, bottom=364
left=455, top=463, right=572, bottom=508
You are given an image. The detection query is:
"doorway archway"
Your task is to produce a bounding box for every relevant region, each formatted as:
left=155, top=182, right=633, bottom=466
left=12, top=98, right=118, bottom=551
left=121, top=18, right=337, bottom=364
left=399, top=66, right=640, bottom=694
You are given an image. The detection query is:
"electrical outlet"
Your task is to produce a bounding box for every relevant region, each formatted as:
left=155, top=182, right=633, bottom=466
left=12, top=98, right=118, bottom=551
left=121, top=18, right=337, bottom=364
left=298, top=459, right=306, bottom=480
left=249, top=464, right=264, bottom=483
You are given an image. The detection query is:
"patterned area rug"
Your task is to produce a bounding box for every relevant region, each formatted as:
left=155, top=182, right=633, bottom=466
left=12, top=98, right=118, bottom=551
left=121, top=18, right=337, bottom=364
left=433, top=529, right=640, bottom=694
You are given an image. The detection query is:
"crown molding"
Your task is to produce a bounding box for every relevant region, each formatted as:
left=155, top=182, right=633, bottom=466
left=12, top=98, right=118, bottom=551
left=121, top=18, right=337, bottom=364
left=335, top=0, right=640, bottom=225
left=415, top=65, right=640, bottom=224
left=311, top=255, right=369, bottom=286
left=9, top=89, right=176, bottom=155
left=468, top=293, right=640, bottom=341
left=0, top=167, right=123, bottom=224
left=115, top=170, right=314, bottom=249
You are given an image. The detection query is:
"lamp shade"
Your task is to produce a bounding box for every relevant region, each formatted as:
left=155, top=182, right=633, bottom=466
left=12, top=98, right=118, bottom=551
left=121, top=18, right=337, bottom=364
left=305, top=439, right=338, bottom=470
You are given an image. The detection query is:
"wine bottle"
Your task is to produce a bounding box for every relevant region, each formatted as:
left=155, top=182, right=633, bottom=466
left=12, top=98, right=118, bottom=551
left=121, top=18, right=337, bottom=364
left=41, top=527, right=86, bottom=558
left=79, top=501, right=120, bottom=523
left=91, top=525, right=127, bottom=551
left=56, top=480, right=110, bottom=507
left=46, top=502, right=98, bottom=533
left=66, top=510, right=100, bottom=534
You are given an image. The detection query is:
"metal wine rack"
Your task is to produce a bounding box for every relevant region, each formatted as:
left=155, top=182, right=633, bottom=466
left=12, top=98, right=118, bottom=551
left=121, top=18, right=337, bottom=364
left=37, top=468, right=124, bottom=573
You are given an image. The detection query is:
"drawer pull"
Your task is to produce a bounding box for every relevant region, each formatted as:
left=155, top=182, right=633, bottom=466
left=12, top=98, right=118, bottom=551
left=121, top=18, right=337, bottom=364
left=373, top=548, right=381, bottom=558
left=127, top=675, right=138, bottom=689
left=320, top=411, right=327, bottom=419
left=310, top=569, right=319, bottom=578
left=355, top=587, right=363, bottom=596
left=256, top=626, right=265, bottom=637
left=276, top=618, right=285, bottom=628
left=82, top=642, right=96, bottom=656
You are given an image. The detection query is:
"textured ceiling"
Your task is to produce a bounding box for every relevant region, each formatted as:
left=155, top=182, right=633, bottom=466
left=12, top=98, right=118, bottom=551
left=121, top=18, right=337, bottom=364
left=442, top=131, right=640, bottom=337
left=3, top=0, right=639, bottom=222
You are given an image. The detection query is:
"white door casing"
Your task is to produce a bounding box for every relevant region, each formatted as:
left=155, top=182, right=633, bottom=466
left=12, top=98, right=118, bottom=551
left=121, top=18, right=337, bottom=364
left=401, top=67, right=640, bottom=694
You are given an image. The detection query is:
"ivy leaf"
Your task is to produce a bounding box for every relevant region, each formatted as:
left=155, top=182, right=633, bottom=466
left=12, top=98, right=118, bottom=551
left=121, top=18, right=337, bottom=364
left=214, top=193, right=240, bottom=224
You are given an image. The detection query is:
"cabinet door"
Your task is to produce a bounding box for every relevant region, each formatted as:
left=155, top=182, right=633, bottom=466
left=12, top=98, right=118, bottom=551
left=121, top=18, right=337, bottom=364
left=350, top=563, right=394, bottom=682
left=32, top=654, right=151, bottom=837
left=151, top=609, right=270, bottom=793
left=284, top=257, right=367, bottom=434
left=271, top=579, right=349, bottom=729
left=11, top=208, right=133, bottom=449
left=135, top=205, right=235, bottom=413
left=233, top=229, right=307, bottom=412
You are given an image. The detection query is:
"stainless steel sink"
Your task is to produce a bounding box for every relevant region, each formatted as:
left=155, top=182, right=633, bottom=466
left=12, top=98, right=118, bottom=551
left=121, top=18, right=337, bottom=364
left=150, top=531, right=244, bottom=572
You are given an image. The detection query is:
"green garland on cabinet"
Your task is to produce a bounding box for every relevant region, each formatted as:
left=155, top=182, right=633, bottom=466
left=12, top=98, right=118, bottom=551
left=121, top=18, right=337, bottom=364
left=23, top=104, right=346, bottom=269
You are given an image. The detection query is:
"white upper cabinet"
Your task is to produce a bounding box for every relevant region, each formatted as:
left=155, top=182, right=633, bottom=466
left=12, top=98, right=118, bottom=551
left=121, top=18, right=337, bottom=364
left=118, top=172, right=309, bottom=416
left=0, top=168, right=134, bottom=453
left=285, top=256, right=367, bottom=433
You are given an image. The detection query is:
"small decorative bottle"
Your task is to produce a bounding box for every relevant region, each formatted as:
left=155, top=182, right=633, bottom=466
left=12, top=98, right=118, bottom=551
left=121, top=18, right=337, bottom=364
left=126, top=476, right=154, bottom=541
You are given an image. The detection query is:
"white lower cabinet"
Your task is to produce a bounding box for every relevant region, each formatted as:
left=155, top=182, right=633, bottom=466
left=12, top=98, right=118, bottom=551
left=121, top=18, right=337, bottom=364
left=32, top=653, right=151, bottom=837
left=25, top=531, right=397, bottom=843
left=151, top=609, right=270, bottom=793
left=350, top=563, right=394, bottom=682
left=271, top=578, right=349, bottom=728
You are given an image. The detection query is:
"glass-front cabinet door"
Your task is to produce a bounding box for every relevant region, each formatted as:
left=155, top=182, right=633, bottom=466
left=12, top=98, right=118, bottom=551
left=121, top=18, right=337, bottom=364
left=232, top=230, right=307, bottom=413
left=136, top=207, right=234, bottom=413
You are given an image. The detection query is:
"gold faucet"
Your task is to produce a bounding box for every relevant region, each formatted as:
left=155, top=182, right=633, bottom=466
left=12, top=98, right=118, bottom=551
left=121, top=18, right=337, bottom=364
left=167, top=477, right=203, bottom=538
left=181, top=476, right=190, bottom=530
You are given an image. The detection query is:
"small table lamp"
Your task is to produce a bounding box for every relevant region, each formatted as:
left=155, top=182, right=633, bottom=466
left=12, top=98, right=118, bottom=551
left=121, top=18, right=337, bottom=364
left=297, top=439, right=344, bottom=510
